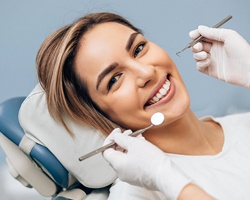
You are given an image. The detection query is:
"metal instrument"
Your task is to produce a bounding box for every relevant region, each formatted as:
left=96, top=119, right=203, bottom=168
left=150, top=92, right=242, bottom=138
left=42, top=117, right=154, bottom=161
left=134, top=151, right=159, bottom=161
left=176, top=15, right=232, bottom=56
left=79, top=112, right=165, bottom=161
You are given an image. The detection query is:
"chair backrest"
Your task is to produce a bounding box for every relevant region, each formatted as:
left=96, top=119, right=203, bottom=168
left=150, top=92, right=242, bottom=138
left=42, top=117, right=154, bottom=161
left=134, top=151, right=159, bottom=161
left=0, top=97, right=111, bottom=199
left=0, top=84, right=117, bottom=199
left=0, top=97, right=73, bottom=196
left=18, top=84, right=117, bottom=188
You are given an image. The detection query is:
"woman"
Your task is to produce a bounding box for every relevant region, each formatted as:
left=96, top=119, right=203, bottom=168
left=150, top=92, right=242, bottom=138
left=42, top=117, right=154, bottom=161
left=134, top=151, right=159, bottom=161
left=103, top=24, right=250, bottom=199
left=36, top=12, right=250, bottom=199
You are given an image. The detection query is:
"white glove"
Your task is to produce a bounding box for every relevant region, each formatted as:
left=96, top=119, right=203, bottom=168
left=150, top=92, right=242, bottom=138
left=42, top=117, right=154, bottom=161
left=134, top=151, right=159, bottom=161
left=189, top=26, right=250, bottom=88
left=103, top=128, right=191, bottom=200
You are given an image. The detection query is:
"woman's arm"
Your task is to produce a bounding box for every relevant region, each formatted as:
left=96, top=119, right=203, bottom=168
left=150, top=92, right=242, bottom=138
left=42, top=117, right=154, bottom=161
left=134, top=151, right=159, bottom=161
left=179, top=184, right=215, bottom=200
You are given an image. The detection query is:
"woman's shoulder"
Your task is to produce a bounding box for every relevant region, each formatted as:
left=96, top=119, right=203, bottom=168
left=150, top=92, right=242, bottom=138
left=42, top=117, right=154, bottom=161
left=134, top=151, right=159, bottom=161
left=201, top=111, right=250, bottom=126
left=108, top=179, right=166, bottom=200
left=214, top=111, right=250, bottom=126
left=201, top=112, right=250, bottom=138
left=212, top=112, right=250, bottom=141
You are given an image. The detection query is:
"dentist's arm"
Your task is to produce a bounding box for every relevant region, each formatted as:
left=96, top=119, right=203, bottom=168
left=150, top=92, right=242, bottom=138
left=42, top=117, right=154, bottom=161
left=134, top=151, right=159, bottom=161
left=103, top=129, right=215, bottom=200
left=189, top=26, right=250, bottom=88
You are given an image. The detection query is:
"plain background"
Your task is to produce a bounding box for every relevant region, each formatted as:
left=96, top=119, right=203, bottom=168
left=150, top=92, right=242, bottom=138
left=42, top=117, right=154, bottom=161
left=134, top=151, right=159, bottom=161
left=0, top=0, right=250, bottom=199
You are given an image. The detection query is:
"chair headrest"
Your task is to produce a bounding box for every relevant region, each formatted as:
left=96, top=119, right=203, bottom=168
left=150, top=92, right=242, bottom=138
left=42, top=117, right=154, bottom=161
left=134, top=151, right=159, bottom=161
left=0, top=97, right=26, bottom=145
left=0, top=97, right=69, bottom=190
left=18, top=84, right=117, bottom=188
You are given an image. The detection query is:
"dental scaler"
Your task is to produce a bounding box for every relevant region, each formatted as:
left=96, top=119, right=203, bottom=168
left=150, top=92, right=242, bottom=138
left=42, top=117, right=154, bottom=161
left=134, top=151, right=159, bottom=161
left=176, top=15, right=232, bottom=56
left=79, top=112, right=165, bottom=161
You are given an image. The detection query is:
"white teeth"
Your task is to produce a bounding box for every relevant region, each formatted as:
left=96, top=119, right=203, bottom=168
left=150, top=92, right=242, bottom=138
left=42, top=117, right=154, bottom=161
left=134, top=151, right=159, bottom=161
left=148, top=79, right=171, bottom=105
left=163, top=81, right=170, bottom=90
left=159, top=88, right=167, bottom=95
left=156, top=93, right=162, bottom=98
left=153, top=96, right=159, bottom=101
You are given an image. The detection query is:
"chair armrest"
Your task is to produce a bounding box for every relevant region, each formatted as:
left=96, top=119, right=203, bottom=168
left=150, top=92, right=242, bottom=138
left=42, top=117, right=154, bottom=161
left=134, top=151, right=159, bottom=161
left=0, top=134, right=58, bottom=196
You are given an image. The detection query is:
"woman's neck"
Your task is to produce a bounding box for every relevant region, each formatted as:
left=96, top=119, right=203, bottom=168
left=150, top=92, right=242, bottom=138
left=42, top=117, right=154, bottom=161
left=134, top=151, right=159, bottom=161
left=143, top=109, right=224, bottom=155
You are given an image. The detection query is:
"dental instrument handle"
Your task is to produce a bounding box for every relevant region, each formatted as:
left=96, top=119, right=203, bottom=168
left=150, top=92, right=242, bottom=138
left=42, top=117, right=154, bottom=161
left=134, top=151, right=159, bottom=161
left=176, top=15, right=232, bottom=55
left=129, top=124, right=153, bottom=137
left=78, top=124, right=153, bottom=161
left=188, top=15, right=232, bottom=47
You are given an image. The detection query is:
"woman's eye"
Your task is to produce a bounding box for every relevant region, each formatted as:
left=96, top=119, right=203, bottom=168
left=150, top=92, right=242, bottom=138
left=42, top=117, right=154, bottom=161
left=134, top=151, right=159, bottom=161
left=133, top=42, right=146, bottom=58
left=107, top=74, right=121, bottom=91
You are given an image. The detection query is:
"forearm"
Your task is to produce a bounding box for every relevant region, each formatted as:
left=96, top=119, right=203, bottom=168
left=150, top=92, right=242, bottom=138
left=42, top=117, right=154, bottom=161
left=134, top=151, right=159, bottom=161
left=178, top=183, right=215, bottom=200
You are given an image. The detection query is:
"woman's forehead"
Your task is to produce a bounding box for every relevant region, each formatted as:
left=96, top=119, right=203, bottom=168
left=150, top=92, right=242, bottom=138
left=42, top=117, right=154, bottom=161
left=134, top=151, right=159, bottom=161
left=76, top=23, right=136, bottom=64
left=75, top=23, right=135, bottom=84
left=84, top=22, right=135, bottom=43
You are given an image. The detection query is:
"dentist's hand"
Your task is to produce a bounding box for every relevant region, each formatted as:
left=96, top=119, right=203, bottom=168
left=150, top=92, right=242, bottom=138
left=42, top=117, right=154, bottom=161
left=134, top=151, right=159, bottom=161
left=102, top=128, right=191, bottom=200
left=189, top=26, right=250, bottom=88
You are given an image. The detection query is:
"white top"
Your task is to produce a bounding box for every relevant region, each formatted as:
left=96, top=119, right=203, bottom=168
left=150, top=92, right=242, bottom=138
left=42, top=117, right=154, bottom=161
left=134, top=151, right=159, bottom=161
left=107, top=112, right=250, bottom=200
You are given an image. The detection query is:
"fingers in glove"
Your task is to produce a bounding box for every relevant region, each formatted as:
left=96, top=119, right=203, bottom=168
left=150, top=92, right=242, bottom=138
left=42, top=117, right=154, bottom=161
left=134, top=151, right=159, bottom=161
left=196, top=58, right=211, bottom=73
left=103, top=133, right=129, bottom=160
left=189, top=29, right=200, bottom=40
left=103, top=147, right=124, bottom=167
left=202, top=42, right=212, bottom=53
left=112, top=133, right=133, bottom=150
left=198, top=25, right=229, bottom=42
left=193, top=51, right=208, bottom=61
left=192, top=40, right=212, bottom=52
left=123, top=129, right=132, bottom=136
left=103, top=128, right=122, bottom=146
left=122, top=129, right=145, bottom=140
left=191, top=42, right=203, bottom=53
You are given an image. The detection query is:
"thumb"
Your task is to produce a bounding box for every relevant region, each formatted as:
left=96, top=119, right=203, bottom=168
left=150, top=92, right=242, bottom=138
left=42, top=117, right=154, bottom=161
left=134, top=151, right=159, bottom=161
left=112, top=133, right=134, bottom=150
left=103, top=148, right=124, bottom=164
left=198, top=25, right=229, bottom=42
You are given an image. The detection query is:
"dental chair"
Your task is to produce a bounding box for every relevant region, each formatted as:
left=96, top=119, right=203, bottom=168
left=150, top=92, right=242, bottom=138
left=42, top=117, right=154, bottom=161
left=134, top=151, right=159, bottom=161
left=0, top=84, right=117, bottom=199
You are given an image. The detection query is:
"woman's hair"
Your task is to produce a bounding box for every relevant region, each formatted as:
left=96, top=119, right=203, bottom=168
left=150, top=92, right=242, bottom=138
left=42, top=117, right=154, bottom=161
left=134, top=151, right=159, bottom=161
left=36, top=12, right=142, bottom=136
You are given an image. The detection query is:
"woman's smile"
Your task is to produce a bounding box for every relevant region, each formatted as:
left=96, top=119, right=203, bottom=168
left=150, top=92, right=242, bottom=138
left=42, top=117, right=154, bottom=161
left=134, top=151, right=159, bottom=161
left=145, top=74, right=175, bottom=108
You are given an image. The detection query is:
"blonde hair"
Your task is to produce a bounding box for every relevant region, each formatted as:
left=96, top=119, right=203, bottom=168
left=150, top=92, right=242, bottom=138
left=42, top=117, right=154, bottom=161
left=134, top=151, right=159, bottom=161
left=36, top=12, right=142, bottom=136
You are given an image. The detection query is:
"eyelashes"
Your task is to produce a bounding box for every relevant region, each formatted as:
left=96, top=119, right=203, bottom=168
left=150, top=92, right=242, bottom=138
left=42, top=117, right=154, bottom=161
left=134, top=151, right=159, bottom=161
left=107, top=40, right=147, bottom=91
left=107, top=73, right=121, bottom=91
left=133, top=41, right=147, bottom=58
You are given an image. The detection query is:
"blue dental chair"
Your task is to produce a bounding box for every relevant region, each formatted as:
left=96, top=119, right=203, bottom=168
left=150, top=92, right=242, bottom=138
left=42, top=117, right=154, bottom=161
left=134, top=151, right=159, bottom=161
left=0, top=97, right=88, bottom=199
left=0, top=84, right=117, bottom=199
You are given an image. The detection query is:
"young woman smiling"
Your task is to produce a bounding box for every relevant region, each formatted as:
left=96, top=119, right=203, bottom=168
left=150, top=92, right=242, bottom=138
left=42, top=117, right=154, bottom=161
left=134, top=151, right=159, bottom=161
left=36, top=12, right=250, bottom=200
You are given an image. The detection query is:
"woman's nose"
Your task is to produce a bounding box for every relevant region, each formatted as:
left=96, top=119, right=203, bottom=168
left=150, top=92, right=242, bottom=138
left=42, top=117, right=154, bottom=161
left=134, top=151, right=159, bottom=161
left=131, top=61, right=155, bottom=87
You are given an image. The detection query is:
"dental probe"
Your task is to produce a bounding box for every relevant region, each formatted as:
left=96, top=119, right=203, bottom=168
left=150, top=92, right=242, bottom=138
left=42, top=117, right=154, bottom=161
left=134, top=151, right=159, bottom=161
left=176, top=15, right=232, bottom=56
left=79, top=112, right=165, bottom=161
left=78, top=125, right=153, bottom=161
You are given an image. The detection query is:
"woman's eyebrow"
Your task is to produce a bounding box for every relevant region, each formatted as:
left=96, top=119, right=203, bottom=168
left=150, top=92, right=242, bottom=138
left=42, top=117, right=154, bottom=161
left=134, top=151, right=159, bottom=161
left=96, top=62, right=119, bottom=90
left=96, top=32, right=139, bottom=91
left=126, top=32, right=140, bottom=52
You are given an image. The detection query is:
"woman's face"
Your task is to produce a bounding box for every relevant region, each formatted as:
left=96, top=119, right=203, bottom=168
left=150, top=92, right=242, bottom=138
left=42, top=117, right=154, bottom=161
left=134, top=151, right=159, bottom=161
left=75, top=22, right=190, bottom=130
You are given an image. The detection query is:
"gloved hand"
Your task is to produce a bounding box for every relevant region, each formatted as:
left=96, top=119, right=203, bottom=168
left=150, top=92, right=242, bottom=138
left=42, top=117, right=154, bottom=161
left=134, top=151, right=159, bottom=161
left=189, top=26, right=250, bottom=88
left=103, top=128, right=191, bottom=200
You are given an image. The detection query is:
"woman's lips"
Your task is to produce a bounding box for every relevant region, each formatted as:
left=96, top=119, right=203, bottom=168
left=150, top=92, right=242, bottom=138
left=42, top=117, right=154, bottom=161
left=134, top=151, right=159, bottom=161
left=148, top=79, right=170, bottom=105
left=145, top=75, right=175, bottom=108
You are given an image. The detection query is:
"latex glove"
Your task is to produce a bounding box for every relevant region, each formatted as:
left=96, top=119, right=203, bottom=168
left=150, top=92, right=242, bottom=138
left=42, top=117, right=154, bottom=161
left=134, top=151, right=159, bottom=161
left=189, top=26, right=250, bottom=88
left=103, top=128, right=191, bottom=200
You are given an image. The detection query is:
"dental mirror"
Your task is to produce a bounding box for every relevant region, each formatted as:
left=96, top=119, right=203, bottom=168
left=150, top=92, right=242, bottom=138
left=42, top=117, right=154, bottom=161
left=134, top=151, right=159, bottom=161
left=151, top=112, right=165, bottom=126
left=79, top=112, right=165, bottom=161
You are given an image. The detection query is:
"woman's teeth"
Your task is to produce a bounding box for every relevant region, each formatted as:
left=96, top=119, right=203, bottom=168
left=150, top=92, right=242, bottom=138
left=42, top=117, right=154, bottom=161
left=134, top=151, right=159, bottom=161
left=148, top=79, right=171, bottom=105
